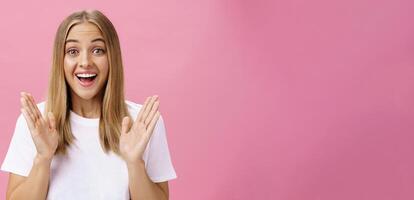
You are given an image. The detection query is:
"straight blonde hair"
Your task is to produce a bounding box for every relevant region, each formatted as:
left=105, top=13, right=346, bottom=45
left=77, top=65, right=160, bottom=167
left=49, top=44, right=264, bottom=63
left=46, top=10, right=130, bottom=155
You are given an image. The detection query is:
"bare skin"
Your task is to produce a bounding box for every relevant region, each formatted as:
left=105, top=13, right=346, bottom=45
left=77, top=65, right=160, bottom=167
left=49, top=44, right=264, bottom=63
left=6, top=22, right=169, bottom=200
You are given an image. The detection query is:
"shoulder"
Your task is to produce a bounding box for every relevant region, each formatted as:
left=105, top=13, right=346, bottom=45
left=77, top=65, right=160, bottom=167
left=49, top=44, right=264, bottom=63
left=125, top=100, right=143, bottom=114
left=125, top=100, right=143, bottom=120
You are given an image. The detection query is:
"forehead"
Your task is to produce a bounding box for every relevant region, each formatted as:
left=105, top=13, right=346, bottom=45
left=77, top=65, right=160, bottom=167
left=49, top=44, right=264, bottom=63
left=66, top=22, right=103, bottom=39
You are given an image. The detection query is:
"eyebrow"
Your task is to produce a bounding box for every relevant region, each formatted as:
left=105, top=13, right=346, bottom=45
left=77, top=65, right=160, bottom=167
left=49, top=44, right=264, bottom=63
left=65, top=38, right=105, bottom=44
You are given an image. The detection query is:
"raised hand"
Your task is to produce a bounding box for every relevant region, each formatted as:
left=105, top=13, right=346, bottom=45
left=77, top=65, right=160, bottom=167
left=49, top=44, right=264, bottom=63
left=20, top=92, right=59, bottom=161
left=119, top=95, right=161, bottom=165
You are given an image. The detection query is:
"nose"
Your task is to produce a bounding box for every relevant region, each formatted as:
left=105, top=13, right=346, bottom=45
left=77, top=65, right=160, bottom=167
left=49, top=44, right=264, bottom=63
left=79, top=50, right=91, bottom=68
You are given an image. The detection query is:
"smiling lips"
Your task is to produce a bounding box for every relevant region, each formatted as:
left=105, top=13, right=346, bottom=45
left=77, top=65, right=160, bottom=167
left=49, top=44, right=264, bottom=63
left=75, top=73, right=97, bottom=87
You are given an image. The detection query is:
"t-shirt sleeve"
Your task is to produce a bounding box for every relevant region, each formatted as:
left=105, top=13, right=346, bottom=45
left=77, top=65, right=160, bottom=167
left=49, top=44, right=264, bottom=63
left=143, top=115, right=178, bottom=183
left=1, top=114, right=37, bottom=177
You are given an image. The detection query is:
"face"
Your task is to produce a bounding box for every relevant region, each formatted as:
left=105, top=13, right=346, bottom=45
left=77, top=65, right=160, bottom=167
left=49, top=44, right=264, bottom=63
left=64, top=22, right=109, bottom=102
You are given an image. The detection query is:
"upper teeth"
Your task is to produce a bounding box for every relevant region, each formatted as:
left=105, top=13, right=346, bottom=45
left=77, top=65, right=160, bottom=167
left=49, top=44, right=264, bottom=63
left=77, top=73, right=96, bottom=78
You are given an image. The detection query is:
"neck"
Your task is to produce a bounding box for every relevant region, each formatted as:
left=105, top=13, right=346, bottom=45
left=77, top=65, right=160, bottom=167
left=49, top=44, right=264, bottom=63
left=70, top=92, right=103, bottom=119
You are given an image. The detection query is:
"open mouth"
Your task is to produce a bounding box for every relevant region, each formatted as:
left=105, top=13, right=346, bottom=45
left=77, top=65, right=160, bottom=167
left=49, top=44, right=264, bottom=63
left=76, top=73, right=97, bottom=87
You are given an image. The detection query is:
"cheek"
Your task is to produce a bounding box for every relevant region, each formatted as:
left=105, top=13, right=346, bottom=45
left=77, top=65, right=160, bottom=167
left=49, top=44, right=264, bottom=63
left=64, top=57, right=76, bottom=79
left=96, top=57, right=109, bottom=78
left=102, top=63, right=109, bottom=78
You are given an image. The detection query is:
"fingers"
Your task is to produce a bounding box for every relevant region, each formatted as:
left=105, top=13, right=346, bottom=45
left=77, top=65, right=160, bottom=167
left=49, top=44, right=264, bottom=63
left=21, top=108, right=35, bottom=131
left=21, top=92, right=42, bottom=122
left=136, top=97, right=151, bottom=122
left=28, top=93, right=43, bottom=119
left=20, top=93, right=37, bottom=125
left=146, top=111, right=160, bottom=137
left=144, top=100, right=159, bottom=129
left=121, top=116, right=131, bottom=134
left=140, top=95, right=158, bottom=123
left=135, top=95, right=159, bottom=127
left=20, top=92, right=49, bottom=133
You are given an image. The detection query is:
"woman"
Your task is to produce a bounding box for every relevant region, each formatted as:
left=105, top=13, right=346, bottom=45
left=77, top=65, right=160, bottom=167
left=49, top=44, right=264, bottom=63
left=1, top=10, right=177, bottom=199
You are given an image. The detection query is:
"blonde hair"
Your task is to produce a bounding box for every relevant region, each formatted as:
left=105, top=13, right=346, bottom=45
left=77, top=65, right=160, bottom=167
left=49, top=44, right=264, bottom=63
left=46, top=10, right=130, bottom=155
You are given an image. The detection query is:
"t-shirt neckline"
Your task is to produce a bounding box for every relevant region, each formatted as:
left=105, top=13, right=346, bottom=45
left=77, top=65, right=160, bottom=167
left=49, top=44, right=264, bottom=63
left=69, top=110, right=100, bottom=126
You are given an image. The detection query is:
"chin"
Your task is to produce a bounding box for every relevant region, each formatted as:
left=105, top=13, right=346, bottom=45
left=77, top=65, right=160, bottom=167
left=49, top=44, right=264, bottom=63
left=71, top=88, right=103, bottom=101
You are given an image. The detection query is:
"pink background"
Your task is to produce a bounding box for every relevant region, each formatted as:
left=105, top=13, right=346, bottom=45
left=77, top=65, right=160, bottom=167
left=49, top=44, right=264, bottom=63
left=1, top=0, right=414, bottom=199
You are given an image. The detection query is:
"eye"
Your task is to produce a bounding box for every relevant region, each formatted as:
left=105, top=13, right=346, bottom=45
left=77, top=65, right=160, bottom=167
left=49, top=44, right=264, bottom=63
left=66, top=48, right=79, bottom=56
left=92, top=48, right=106, bottom=55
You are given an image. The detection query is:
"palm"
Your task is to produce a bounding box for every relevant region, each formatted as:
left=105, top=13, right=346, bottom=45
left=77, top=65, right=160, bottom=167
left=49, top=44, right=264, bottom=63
left=30, top=118, right=59, bottom=159
left=120, top=123, right=149, bottom=163
left=20, top=92, right=59, bottom=160
left=119, top=95, right=160, bottom=164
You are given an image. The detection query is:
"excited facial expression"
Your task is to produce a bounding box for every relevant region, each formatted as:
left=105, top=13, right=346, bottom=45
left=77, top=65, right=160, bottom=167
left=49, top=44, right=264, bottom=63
left=64, top=22, right=109, bottom=102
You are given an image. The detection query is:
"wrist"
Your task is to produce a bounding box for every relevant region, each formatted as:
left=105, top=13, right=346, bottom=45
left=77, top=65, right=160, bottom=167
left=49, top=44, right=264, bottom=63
left=34, top=154, right=53, bottom=165
left=126, top=159, right=145, bottom=169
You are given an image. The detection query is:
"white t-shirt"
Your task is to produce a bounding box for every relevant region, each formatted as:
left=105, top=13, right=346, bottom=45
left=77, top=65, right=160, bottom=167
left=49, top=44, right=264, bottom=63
left=1, top=101, right=177, bottom=200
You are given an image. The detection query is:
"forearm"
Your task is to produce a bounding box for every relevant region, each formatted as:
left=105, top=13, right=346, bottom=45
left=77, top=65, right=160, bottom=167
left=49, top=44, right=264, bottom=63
left=9, top=155, right=51, bottom=200
left=127, top=160, right=167, bottom=200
